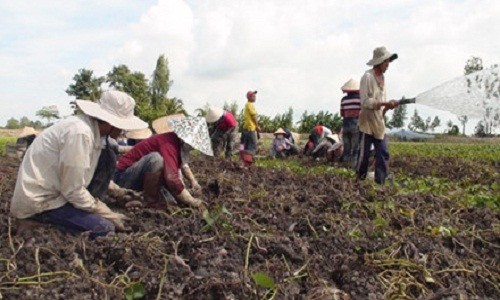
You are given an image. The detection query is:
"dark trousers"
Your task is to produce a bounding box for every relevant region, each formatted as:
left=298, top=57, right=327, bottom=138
left=356, top=132, right=389, bottom=184
left=341, top=118, right=359, bottom=168
left=30, top=144, right=117, bottom=238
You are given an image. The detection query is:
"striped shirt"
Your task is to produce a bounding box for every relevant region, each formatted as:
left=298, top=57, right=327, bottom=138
left=340, top=92, right=361, bottom=118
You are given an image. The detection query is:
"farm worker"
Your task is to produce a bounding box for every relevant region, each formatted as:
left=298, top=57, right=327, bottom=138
left=240, top=90, right=260, bottom=164
left=283, top=128, right=296, bottom=144
left=339, top=79, right=361, bottom=168
left=114, top=114, right=213, bottom=209
left=14, top=126, right=39, bottom=159
left=270, top=128, right=299, bottom=158
left=10, top=91, right=147, bottom=238
left=205, top=107, right=238, bottom=159
left=312, top=132, right=343, bottom=161
left=356, top=46, right=399, bottom=184
left=304, top=124, right=332, bottom=155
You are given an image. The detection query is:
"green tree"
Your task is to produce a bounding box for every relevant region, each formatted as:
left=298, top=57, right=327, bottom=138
left=464, top=56, right=483, bottom=75
left=223, top=101, right=239, bottom=118
left=106, top=65, right=149, bottom=105
left=458, top=115, right=468, bottom=135
left=5, top=117, right=20, bottom=129
left=387, top=102, right=407, bottom=128
left=66, top=69, right=105, bottom=113
left=36, top=106, right=60, bottom=126
left=430, top=116, right=441, bottom=132
left=150, top=54, right=172, bottom=109
left=164, top=98, right=187, bottom=116
left=408, top=109, right=424, bottom=131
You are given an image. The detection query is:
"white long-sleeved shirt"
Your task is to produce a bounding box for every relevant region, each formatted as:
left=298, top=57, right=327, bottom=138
left=10, top=115, right=102, bottom=219
left=358, top=69, right=387, bottom=140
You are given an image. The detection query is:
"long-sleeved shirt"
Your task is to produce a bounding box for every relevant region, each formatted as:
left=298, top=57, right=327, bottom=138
left=358, top=69, right=387, bottom=140
left=215, top=111, right=238, bottom=132
left=340, top=92, right=361, bottom=119
left=269, top=138, right=295, bottom=156
left=116, top=132, right=186, bottom=196
left=10, top=115, right=102, bottom=219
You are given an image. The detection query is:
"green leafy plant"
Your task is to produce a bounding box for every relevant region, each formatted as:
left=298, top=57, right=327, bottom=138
left=125, top=282, right=145, bottom=300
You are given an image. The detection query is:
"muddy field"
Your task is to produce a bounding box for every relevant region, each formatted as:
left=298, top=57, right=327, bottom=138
left=0, top=152, right=499, bottom=299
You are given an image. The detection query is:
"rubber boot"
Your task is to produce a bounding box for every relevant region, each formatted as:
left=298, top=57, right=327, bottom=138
left=142, top=171, right=165, bottom=208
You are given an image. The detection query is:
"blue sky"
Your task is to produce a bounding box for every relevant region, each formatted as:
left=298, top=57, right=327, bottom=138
left=1, top=0, right=499, bottom=134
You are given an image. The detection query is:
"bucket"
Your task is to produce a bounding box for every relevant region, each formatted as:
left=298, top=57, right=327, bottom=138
left=239, top=150, right=253, bottom=166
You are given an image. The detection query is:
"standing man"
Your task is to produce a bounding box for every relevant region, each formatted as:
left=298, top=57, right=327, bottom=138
left=240, top=90, right=260, bottom=159
left=357, top=46, right=399, bottom=185
left=340, top=79, right=361, bottom=168
left=205, top=107, right=238, bottom=159
left=10, top=91, right=147, bottom=238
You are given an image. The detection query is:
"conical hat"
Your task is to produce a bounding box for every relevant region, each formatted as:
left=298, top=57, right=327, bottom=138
left=18, top=126, right=38, bottom=138
left=341, top=79, right=360, bottom=92
left=169, top=116, right=214, bottom=156
left=152, top=114, right=185, bottom=134
left=273, top=128, right=286, bottom=135
left=205, top=107, right=224, bottom=123
left=125, top=127, right=153, bottom=139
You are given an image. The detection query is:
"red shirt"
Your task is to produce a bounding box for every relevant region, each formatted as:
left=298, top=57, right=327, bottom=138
left=117, top=132, right=185, bottom=195
left=216, top=111, right=237, bottom=131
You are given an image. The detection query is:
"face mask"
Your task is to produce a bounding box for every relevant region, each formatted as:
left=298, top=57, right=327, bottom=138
left=276, top=134, right=284, bottom=140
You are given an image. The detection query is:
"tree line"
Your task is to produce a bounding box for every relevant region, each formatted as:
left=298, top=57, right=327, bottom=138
left=3, top=55, right=497, bottom=136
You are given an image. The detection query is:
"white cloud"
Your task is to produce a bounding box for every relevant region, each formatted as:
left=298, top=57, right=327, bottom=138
left=1, top=0, right=499, bottom=135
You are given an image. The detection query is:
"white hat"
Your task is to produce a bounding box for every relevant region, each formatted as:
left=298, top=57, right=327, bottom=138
left=125, top=128, right=153, bottom=139
left=325, top=132, right=340, bottom=143
left=274, top=128, right=286, bottom=135
left=76, top=91, right=147, bottom=130
left=205, top=107, right=224, bottom=123
left=341, top=79, right=360, bottom=92
left=152, top=114, right=185, bottom=134
left=18, top=126, right=39, bottom=138
left=169, top=116, right=214, bottom=156
left=366, top=46, right=398, bottom=66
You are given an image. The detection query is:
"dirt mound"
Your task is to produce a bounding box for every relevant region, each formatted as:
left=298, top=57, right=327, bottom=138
left=1, top=155, right=498, bottom=299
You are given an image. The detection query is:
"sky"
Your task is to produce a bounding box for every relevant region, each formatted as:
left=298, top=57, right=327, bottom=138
left=1, top=0, right=500, bottom=135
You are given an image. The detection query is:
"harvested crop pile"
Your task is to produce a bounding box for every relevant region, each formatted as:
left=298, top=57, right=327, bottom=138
left=0, top=155, right=498, bottom=299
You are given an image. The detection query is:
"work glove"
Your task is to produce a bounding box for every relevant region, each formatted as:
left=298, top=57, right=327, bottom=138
left=93, top=199, right=129, bottom=231
left=191, top=182, right=202, bottom=197
left=108, top=180, right=141, bottom=200
left=181, top=165, right=202, bottom=197
left=176, top=189, right=203, bottom=208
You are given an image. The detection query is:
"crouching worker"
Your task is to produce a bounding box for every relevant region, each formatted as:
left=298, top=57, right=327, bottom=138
left=205, top=107, right=238, bottom=159
left=270, top=128, right=299, bottom=159
left=312, top=132, right=344, bottom=162
left=114, top=115, right=214, bottom=210
left=10, top=91, right=147, bottom=238
left=304, top=124, right=333, bottom=155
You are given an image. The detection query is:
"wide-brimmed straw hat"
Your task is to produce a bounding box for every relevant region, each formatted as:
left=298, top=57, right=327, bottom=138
left=366, top=46, right=398, bottom=66
left=341, top=79, right=360, bottom=92
left=76, top=91, right=147, bottom=130
left=18, top=126, right=39, bottom=138
left=125, top=128, right=153, bottom=140
left=273, top=128, right=286, bottom=135
left=152, top=114, right=185, bottom=134
left=205, top=107, right=224, bottom=123
left=169, top=116, right=214, bottom=156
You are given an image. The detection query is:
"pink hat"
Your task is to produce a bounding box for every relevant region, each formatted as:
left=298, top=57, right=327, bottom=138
left=246, top=90, right=257, bottom=99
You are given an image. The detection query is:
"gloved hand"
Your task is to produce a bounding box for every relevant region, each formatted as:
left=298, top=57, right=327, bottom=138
left=93, top=199, right=129, bottom=231
left=108, top=180, right=141, bottom=199
left=191, top=182, right=202, bottom=197
left=176, top=189, right=203, bottom=208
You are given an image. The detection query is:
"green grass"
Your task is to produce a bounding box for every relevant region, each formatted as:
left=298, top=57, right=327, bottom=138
left=389, top=142, right=500, bottom=162
left=0, top=137, right=16, bottom=156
